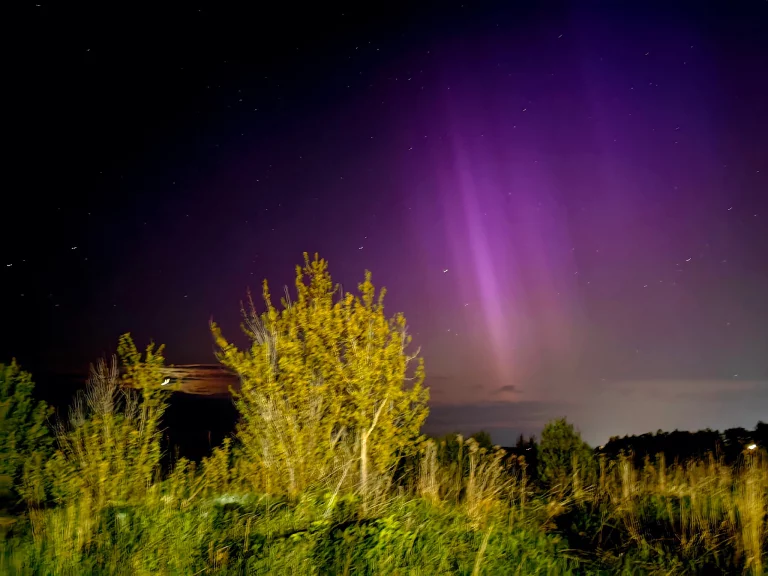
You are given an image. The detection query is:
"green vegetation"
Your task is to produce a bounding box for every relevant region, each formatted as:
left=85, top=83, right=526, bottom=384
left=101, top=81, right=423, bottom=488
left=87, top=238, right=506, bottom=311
left=211, top=253, right=429, bottom=502
left=537, top=417, right=597, bottom=491
left=1, top=255, right=766, bottom=574
left=0, top=362, right=53, bottom=512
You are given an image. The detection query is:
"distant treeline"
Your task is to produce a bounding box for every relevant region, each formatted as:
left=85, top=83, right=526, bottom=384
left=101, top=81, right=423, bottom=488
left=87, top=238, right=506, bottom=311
left=597, top=423, right=767, bottom=466
left=498, top=423, right=767, bottom=472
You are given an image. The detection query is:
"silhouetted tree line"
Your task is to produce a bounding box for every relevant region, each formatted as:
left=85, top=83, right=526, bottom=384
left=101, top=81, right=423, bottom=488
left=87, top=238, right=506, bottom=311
left=597, top=422, right=767, bottom=466
left=435, top=421, right=767, bottom=485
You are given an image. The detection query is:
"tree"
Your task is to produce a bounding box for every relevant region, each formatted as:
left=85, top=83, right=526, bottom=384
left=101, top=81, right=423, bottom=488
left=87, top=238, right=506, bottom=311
left=46, top=334, right=169, bottom=508
left=537, top=418, right=594, bottom=489
left=514, top=433, right=539, bottom=481
left=0, top=361, right=53, bottom=508
left=212, top=253, right=429, bottom=499
left=754, top=421, right=767, bottom=447
left=470, top=430, right=494, bottom=451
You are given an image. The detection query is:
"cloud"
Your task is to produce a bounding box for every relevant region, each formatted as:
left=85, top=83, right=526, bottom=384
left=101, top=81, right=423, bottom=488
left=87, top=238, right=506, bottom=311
left=495, top=384, right=519, bottom=395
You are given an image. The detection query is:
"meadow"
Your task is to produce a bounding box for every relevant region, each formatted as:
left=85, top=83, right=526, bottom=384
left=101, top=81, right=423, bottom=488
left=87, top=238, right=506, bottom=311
left=1, top=257, right=766, bottom=574
left=2, top=396, right=765, bottom=574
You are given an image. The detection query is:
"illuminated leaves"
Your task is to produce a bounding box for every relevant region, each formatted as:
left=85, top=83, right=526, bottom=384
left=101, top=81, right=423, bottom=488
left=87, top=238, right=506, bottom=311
left=212, top=253, right=429, bottom=497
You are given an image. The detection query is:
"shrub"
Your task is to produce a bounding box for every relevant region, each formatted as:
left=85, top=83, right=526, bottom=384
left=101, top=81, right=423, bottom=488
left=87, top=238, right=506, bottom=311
left=44, top=335, right=169, bottom=514
left=537, top=418, right=595, bottom=492
left=0, top=361, right=53, bottom=509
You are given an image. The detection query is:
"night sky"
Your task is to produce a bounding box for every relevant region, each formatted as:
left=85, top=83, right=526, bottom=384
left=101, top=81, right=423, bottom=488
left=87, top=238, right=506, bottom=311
left=4, top=1, right=767, bottom=446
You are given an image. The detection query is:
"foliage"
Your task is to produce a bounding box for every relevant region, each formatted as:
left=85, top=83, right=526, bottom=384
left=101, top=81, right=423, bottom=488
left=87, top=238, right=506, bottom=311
left=537, top=417, right=595, bottom=490
left=2, top=258, right=767, bottom=574
left=470, top=430, right=494, bottom=451
left=2, top=489, right=578, bottom=575
left=602, top=423, right=768, bottom=466
left=514, top=433, right=539, bottom=482
left=45, top=334, right=169, bottom=510
left=0, top=361, right=53, bottom=508
left=0, top=373, right=766, bottom=576
left=211, top=253, right=429, bottom=499
left=4, top=414, right=765, bottom=574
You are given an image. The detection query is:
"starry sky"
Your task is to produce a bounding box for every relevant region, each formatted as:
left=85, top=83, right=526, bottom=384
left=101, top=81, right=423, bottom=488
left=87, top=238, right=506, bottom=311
left=4, top=1, right=767, bottom=446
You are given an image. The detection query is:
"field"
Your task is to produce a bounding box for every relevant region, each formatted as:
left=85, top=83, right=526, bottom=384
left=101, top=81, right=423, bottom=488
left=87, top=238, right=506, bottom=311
left=2, top=264, right=766, bottom=574
left=1, top=423, right=766, bottom=575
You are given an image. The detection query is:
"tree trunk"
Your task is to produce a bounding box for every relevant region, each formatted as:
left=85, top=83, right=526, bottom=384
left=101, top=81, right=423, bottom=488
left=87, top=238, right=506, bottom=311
left=360, top=433, right=369, bottom=506
left=360, top=395, right=388, bottom=512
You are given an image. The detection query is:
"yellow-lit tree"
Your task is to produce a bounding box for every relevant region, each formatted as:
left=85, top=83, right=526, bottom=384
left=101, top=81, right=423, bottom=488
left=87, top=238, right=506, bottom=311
left=46, top=334, right=169, bottom=508
left=211, top=253, right=429, bottom=499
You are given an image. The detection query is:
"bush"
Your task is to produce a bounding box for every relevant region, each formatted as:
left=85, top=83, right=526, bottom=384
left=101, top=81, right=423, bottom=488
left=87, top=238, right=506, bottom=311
left=0, top=361, right=53, bottom=509
left=537, top=418, right=595, bottom=491
left=43, top=335, right=169, bottom=519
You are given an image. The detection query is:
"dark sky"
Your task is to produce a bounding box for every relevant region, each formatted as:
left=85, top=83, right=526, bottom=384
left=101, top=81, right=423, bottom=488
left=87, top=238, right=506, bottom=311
left=4, top=1, right=767, bottom=445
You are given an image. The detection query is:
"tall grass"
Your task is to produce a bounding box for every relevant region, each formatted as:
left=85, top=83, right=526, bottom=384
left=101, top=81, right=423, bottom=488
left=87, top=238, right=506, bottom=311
left=2, top=439, right=766, bottom=574
left=1, top=359, right=766, bottom=574
left=573, top=449, right=767, bottom=573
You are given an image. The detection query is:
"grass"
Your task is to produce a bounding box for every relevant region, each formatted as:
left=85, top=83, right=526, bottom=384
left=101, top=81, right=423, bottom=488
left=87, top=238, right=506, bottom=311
left=1, top=435, right=765, bottom=575
left=1, top=341, right=766, bottom=574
